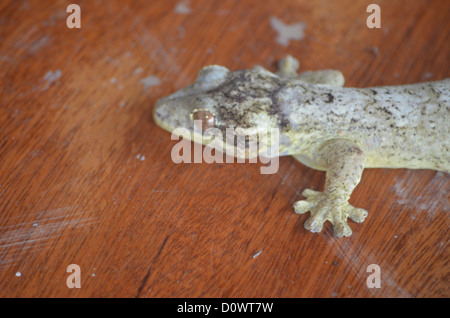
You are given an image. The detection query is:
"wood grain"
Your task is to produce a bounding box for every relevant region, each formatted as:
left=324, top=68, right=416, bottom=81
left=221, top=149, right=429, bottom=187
left=0, top=0, right=448, bottom=297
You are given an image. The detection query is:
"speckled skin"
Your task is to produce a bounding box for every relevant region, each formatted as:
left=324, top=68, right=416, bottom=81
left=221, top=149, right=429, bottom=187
left=153, top=56, right=450, bottom=237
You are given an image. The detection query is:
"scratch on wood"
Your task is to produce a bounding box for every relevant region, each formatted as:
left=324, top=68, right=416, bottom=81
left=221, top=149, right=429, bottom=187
left=0, top=206, right=97, bottom=268
left=135, top=235, right=170, bottom=297
left=392, top=171, right=449, bottom=218
left=252, top=250, right=263, bottom=258
left=325, top=230, right=412, bottom=297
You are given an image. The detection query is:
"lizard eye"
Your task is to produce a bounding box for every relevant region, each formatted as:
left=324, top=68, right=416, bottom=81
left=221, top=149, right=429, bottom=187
left=191, top=109, right=215, bottom=130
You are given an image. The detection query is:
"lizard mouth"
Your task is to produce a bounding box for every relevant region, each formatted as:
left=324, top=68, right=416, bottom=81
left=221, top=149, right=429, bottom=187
left=225, top=132, right=259, bottom=150
left=194, top=128, right=260, bottom=160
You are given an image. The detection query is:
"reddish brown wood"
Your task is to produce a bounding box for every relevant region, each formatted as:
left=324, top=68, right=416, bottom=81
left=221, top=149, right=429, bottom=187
left=0, top=0, right=448, bottom=297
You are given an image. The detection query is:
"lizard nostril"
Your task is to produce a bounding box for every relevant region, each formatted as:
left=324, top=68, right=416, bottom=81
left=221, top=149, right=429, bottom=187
left=192, top=109, right=215, bottom=130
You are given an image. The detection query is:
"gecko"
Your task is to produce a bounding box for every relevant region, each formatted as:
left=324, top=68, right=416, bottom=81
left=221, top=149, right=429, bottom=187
left=153, top=55, right=449, bottom=237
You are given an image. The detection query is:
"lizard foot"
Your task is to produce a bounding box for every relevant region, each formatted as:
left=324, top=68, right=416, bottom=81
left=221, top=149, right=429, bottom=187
left=293, top=189, right=368, bottom=237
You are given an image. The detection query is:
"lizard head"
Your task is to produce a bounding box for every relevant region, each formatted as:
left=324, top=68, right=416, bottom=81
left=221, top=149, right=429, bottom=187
left=153, top=65, right=282, bottom=159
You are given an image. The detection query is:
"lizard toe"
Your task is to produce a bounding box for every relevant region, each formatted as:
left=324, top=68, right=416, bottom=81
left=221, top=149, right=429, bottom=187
left=348, top=206, right=368, bottom=223
left=304, top=208, right=328, bottom=233
left=293, top=200, right=312, bottom=214
left=301, top=189, right=320, bottom=199
left=333, top=221, right=353, bottom=238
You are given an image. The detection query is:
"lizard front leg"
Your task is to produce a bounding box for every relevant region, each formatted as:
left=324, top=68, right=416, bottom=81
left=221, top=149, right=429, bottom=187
left=277, top=55, right=345, bottom=87
left=293, top=139, right=368, bottom=237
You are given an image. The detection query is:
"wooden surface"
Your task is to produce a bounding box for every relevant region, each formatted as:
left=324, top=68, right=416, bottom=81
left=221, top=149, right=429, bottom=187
left=0, top=0, right=448, bottom=298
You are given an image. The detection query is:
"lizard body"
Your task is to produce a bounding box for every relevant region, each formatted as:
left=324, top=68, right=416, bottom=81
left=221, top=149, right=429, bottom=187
left=153, top=56, right=449, bottom=237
